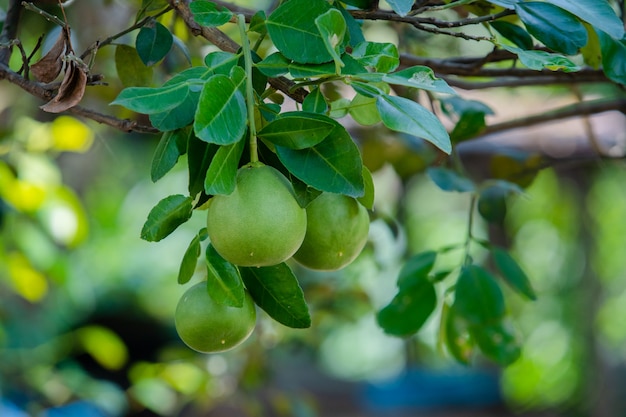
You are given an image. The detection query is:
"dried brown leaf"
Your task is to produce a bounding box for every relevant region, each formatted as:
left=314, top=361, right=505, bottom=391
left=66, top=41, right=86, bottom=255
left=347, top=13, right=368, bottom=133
left=40, top=61, right=88, bottom=113
left=31, top=30, right=69, bottom=83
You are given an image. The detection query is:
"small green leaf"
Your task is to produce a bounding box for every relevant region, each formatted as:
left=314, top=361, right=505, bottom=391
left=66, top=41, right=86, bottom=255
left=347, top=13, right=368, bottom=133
left=189, top=0, right=233, bottom=27
left=397, top=251, right=437, bottom=289
left=205, top=244, right=245, bottom=307
left=546, top=0, right=624, bottom=40
left=111, top=83, right=189, bottom=114
left=249, top=10, right=267, bottom=34
left=492, top=247, right=536, bottom=300
left=490, top=21, right=533, bottom=50
left=315, top=9, right=347, bottom=73
left=204, top=51, right=239, bottom=75
left=597, top=30, right=626, bottom=85
left=516, top=2, right=587, bottom=55
left=386, top=0, right=414, bottom=16
left=204, top=139, right=245, bottom=195
left=151, top=128, right=190, bottom=182
left=136, top=21, right=173, bottom=66
left=377, top=276, right=437, bottom=337
left=188, top=135, right=219, bottom=197
left=140, top=194, right=193, bottom=242
left=240, top=263, right=311, bottom=328
left=470, top=322, right=521, bottom=365
left=427, top=167, right=475, bottom=192
left=266, top=0, right=335, bottom=64
left=276, top=122, right=364, bottom=197
left=444, top=304, right=474, bottom=365
left=302, top=87, right=328, bottom=114
left=477, top=185, right=508, bottom=224
left=377, top=94, right=451, bottom=154
left=178, top=233, right=201, bottom=284
left=258, top=112, right=335, bottom=149
left=349, top=93, right=380, bottom=126
left=115, top=45, right=153, bottom=87
left=453, top=265, right=506, bottom=325
left=194, top=74, right=247, bottom=145
left=335, top=3, right=365, bottom=46
left=383, top=66, right=457, bottom=95
left=500, top=44, right=580, bottom=72
left=352, top=41, right=399, bottom=72
left=357, top=166, right=375, bottom=209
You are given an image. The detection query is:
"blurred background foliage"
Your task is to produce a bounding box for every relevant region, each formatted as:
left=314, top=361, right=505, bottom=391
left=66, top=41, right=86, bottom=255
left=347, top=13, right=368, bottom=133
left=1, top=0, right=626, bottom=416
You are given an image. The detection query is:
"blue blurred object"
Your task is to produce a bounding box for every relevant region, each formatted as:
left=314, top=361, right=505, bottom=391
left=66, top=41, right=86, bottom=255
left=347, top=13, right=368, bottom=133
left=360, top=367, right=502, bottom=412
left=0, top=399, right=30, bottom=417
left=40, top=401, right=110, bottom=417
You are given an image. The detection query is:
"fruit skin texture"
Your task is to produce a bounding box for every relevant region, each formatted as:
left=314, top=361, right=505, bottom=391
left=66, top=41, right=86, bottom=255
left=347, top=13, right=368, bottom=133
left=175, top=282, right=256, bottom=353
left=293, top=192, right=369, bottom=271
left=206, top=164, right=307, bottom=267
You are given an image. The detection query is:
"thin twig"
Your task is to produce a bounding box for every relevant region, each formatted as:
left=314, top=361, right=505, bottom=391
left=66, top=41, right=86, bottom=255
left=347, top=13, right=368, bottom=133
left=350, top=8, right=514, bottom=29
left=0, top=0, right=23, bottom=66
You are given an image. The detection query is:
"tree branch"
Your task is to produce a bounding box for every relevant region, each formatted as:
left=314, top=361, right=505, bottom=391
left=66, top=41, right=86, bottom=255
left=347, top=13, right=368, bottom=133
left=0, top=0, right=23, bottom=66
left=350, top=8, right=514, bottom=29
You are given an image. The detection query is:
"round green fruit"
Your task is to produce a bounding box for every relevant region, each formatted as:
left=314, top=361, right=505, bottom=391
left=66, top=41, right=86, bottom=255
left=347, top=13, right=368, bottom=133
left=206, top=164, right=307, bottom=267
left=175, top=282, right=256, bottom=353
left=293, top=192, right=369, bottom=271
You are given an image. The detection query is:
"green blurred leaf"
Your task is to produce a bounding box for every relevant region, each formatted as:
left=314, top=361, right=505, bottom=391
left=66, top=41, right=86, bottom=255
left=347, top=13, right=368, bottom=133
left=137, top=0, right=169, bottom=20
left=189, top=0, right=233, bottom=27
left=443, top=96, right=494, bottom=142
left=194, top=74, right=247, bottom=145
left=178, top=233, right=201, bottom=284
left=188, top=136, right=218, bottom=197
left=315, top=9, right=347, bottom=73
left=386, top=0, right=413, bottom=16
left=500, top=44, right=580, bottom=72
left=258, top=112, right=335, bottom=149
left=357, top=166, right=375, bottom=209
left=141, top=194, right=193, bottom=242
left=427, top=167, right=475, bottom=192
left=383, top=66, right=457, bottom=95
left=276, top=122, right=364, bottom=197
left=206, top=244, right=245, bottom=307
left=492, top=247, right=536, bottom=300
left=581, top=23, right=602, bottom=69
left=302, top=87, right=328, bottom=114
left=352, top=41, right=399, bottom=72
left=516, top=2, right=587, bottom=55
left=490, top=21, right=533, bottom=50
left=266, top=0, right=335, bottom=64
left=444, top=304, right=474, bottom=365
left=477, top=185, right=508, bottom=224
left=136, top=21, right=173, bottom=66
left=151, top=128, right=190, bottom=182
left=78, top=326, right=128, bottom=371
left=546, top=0, right=624, bottom=40
left=377, top=94, right=451, bottom=154
left=115, top=45, right=153, bottom=87
left=204, top=139, right=245, bottom=195
left=597, top=30, right=626, bottom=85
left=240, top=263, right=311, bottom=328
left=453, top=265, right=505, bottom=325
left=397, top=251, right=437, bottom=289
left=470, top=321, right=521, bottom=365
left=377, top=275, right=437, bottom=336
left=111, top=83, right=189, bottom=114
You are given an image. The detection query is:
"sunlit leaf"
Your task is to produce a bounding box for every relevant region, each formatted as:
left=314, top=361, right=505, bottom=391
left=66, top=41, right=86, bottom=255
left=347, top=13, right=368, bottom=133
left=140, top=194, right=193, bottom=242
left=500, top=44, right=580, bottom=72
left=240, top=263, right=311, bottom=328
left=7, top=252, right=48, bottom=302
left=77, top=326, right=128, bottom=371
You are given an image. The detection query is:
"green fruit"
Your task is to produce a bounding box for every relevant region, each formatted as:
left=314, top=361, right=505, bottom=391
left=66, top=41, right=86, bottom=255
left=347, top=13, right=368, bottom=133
left=175, top=282, right=256, bottom=353
left=293, top=193, right=369, bottom=271
left=206, top=163, right=307, bottom=267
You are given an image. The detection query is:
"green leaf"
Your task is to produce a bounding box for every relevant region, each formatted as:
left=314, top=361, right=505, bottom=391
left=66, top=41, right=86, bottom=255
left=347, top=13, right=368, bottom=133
left=140, top=194, right=193, bottom=242
left=276, top=122, right=364, bottom=197
left=204, top=139, right=245, bottom=195
left=357, top=166, right=375, bottom=209
left=258, top=112, right=335, bottom=149
left=427, top=167, right=475, bottom=193
left=453, top=265, right=506, bottom=325
left=516, top=2, right=587, bottom=55
left=115, top=45, right=153, bottom=87
left=204, top=51, right=239, bottom=75
left=205, top=244, right=245, bottom=307
left=492, top=247, right=536, bottom=300
left=387, top=0, right=414, bottom=16
left=382, top=66, right=457, bottom=95
left=500, top=44, right=580, bottom=72
left=302, top=87, right=328, bottom=114
left=597, top=30, right=626, bottom=85
left=177, top=233, right=201, bottom=284
left=348, top=94, right=380, bottom=126
left=194, top=74, right=247, bottom=145
left=136, top=21, right=173, bottom=66
left=315, top=9, right=347, bottom=73
left=352, top=41, right=399, bottom=72
left=397, top=251, right=437, bottom=289
left=266, top=0, right=335, bottom=64
left=581, top=23, right=602, bottom=69
left=111, top=83, right=189, bottom=114
left=444, top=304, right=474, bottom=365
left=442, top=96, right=494, bottom=142
left=377, top=94, right=451, bottom=154
left=477, top=185, right=508, bottom=224
left=249, top=10, right=267, bottom=35
left=546, top=0, right=624, bottom=40
left=255, top=52, right=290, bottom=77
left=377, top=275, right=437, bottom=336
left=470, top=322, right=521, bottom=365
left=151, top=128, right=189, bottom=182
left=490, top=21, right=533, bottom=50
left=335, top=3, right=365, bottom=46
left=189, top=0, right=233, bottom=27
left=240, top=263, right=311, bottom=328
left=188, top=135, right=219, bottom=197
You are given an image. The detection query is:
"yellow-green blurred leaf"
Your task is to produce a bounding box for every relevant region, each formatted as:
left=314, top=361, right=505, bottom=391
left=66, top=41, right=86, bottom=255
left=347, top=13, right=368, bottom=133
left=115, top=44, right=154, bottom=87
left=77, top=325, right=129, bottom=371
left=39, top=186, right=89, bottom=247
left=7, top=252, right=49, bottom=302
left=51, top=116, right=94, bottom=153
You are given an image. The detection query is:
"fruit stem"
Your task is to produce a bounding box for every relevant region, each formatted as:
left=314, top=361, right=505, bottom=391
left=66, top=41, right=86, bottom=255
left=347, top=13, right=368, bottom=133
left=238, top=14, right=258, bottom=163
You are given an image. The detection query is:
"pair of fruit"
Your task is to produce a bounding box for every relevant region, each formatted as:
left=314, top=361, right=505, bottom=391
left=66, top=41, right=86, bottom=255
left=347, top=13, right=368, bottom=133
left=175, top=163, right=370, bottom=353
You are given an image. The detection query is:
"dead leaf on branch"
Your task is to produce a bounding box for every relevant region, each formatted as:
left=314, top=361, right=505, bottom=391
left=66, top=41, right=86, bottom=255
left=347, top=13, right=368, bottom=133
left=31, top=29, right=69, bottom=83
left=40, top=59, right=87, bottom=113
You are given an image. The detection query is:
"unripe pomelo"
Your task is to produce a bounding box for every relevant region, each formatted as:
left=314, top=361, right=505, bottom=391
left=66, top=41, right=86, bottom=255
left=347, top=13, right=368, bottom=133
left=175, top=282, right=256, bottom=353
left=293, top=193, right=369, bottom=271
left=206, top=164, right=307, bottom=267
